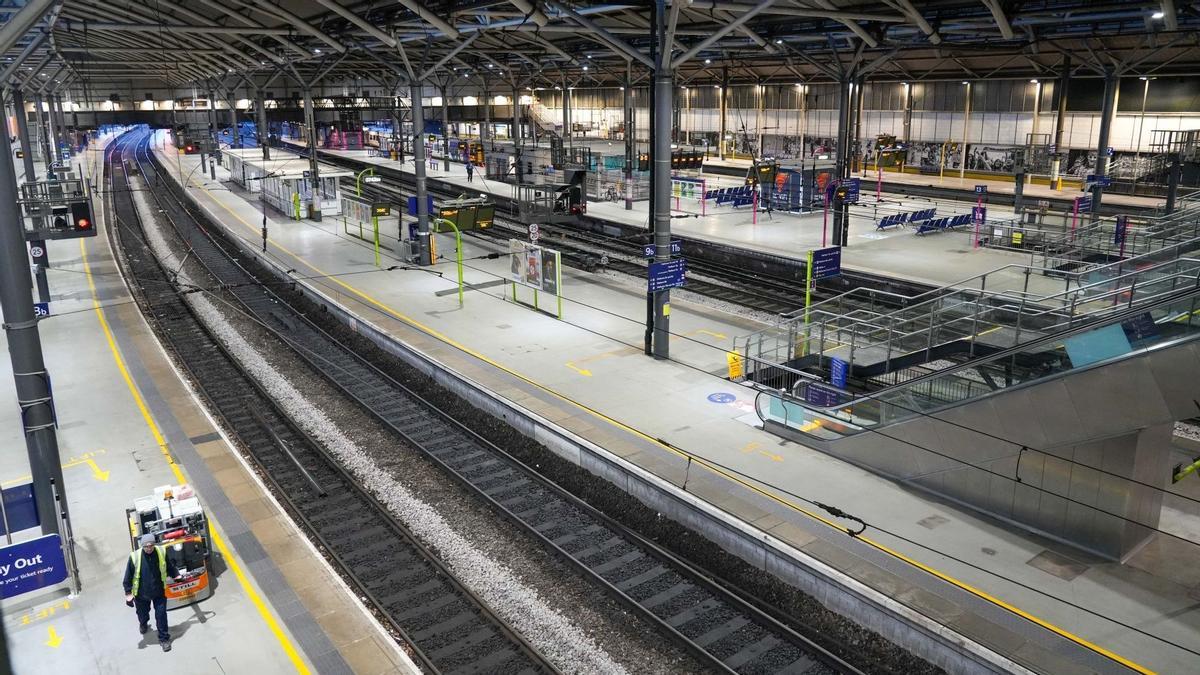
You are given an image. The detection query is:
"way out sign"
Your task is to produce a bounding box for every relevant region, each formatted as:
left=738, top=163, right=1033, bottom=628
left=0, top=534, right=68, bottom=599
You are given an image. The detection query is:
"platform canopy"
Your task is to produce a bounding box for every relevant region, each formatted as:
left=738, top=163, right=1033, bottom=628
left=0, top=1, right=1195, bottom=95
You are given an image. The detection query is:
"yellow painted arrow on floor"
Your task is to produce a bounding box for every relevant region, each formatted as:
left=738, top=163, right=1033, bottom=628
left=45, top=626, right=63, bottom=648
left=565, top=362, right=593, bottom=377
left=84, top=458, right=110, bottom=482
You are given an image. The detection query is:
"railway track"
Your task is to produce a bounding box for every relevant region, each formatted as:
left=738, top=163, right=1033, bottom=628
left=107, top=129, right=558, bottom=675
left=139, top=133, right=870, bottom=673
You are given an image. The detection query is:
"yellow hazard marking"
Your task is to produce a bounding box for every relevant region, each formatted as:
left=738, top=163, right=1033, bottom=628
left=564, top=362, right=593, bottom=377
left=184, top=153, right=1152, bottom=675
left=80, top=238, right=311, bottom=675
left=9, top=599, right=71, bottom=629
left=44, top=626, right=63, bottom=648
left=2, top=452, right=110, bottom=486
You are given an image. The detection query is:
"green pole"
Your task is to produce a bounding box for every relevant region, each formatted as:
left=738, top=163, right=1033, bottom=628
left=434, top=218, right=464, bottom=306
left=803, top=249, right=814, bottom=358
left=356, top=167, right=374, bottom=197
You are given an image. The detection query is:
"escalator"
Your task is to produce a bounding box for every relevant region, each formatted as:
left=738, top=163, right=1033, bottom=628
left=755, top=282, right=1200, bottom=559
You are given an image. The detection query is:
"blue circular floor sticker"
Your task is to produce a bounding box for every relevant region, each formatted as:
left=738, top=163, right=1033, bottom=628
left=707, top=392, right=737, bottom=404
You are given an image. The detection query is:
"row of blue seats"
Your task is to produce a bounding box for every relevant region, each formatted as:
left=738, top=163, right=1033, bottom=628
left=705, top=184, right=756, bottom=206
left=876, top=207, right=938, bottom=230
left=915, top=213, right=973, bottom=235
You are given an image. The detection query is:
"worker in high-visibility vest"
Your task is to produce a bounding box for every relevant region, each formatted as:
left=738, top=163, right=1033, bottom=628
left=123, top=534, right=182, bottom=651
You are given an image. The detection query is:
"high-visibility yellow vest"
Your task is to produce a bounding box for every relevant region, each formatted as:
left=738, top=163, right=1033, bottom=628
left=129, top=547, right=168, bottom=596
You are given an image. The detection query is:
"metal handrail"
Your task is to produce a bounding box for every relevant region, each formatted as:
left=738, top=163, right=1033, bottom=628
left=757, top=279, right=1200, bottom=434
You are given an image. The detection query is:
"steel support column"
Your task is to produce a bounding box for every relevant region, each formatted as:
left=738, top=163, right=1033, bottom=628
left=256, top=93, right=270, bottom=161
left=624, top=64, right=634, bottom=210
left=32, top=93, right=50, bottom=170
left=562, top=73, right=571, bottom=149
left=12, top=88, right=48, bottom=304
left=651, top=5, right=672, bottom=359
left=833, top=76, right=852, bottom=247
left=302, top=87, right=321, bottom=221
left=411, top=84, right=431, bottom=265
left=960, top=82, right=972, bottom=179
left=206, top=89, right=218, bottom=158
left=228, top=94, right=240, bottom=150
left=1091, top=71, right=1118, bottom=215
left=481, top=83, right=491, bottom=150
left=440, top=84, right=450, bottom=171
left=718, top=65, right=728, bottom=160
left=511, top=82, right=521, bottom=147
left=0, top=123, right=69, bottom=538
left=1050, top=56, right=1069, bottom=189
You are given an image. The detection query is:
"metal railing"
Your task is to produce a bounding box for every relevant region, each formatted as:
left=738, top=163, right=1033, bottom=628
left=756, top=284, right=1200, bottom=440
left=734, top=244, right=1200, bottom=387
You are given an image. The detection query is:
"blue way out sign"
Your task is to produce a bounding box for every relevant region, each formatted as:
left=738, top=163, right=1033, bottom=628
left=0, top=534, right=68, bottom=599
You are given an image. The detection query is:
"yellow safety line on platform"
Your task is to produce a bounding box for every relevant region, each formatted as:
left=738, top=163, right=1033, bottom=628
left=185, top=157, right=1153, bottom=675
left=80, top=239, right=311, bottom=675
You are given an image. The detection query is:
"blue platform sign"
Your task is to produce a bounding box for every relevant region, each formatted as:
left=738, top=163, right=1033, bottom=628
left=810, top=246, right=842, bottom=280
left=33, top=302, right=49, bottom=318
left=648, top=258, right=687, bottom=292
left=0, top=483, right=41, bottom=536
left=805, top=383, right=841, bottom=407
left=829, top=357, right=849, bottom=389
left=842, top=177, right=860, bottom=204
left=1114, top=214, right=1129, bottom=245
left=643, top=240, right=683, bottom=258
left=0, top=534, right=68, bottom=599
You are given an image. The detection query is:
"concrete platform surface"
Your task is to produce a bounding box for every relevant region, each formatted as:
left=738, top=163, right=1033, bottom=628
left=0, top=135, right=414, bottom=675
left=280, top=139, right=1094, bottom=300
left=165, top=135, right=1200, bottom=674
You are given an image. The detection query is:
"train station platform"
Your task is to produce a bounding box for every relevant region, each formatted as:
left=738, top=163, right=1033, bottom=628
left=162, top=135, right=1200, bottom=674
left=0, top=135, right=415, bottom=674
left=278, top=139, right=1091, bottom=299
left=701, top=156, right=1169, bottom=211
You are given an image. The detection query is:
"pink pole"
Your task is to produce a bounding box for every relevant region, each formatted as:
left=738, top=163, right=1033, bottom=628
left=974, top=195, right=982, bottom=249
left=822, top=202, right=829, bottom=247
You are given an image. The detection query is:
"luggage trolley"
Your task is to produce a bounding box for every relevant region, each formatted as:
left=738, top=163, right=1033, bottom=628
left=126, top=484, right=213, bottom=609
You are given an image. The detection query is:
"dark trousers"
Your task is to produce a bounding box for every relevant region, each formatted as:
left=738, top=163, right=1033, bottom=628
left=135, top=595, right=170, bottom=642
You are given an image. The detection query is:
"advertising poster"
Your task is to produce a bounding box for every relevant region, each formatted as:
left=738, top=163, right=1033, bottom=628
left=541, top=252, right=559, bottom=295
left=524, top=245, right=543, bottom=290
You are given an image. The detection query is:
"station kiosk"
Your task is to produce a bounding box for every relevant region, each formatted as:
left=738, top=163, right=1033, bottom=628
left=126, top=484, right=213, bottom=609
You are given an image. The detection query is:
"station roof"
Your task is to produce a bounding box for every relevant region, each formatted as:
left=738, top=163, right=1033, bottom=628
left=2, top=2, right=1199, bottom=95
